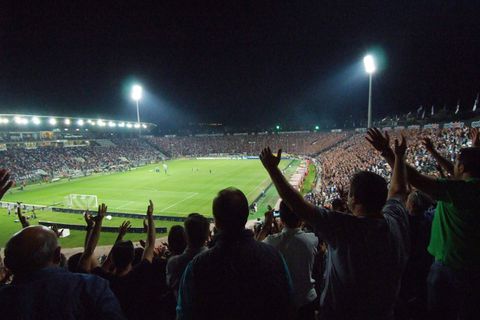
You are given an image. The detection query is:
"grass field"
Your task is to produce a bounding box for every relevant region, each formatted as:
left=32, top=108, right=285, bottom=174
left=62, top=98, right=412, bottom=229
left=0, top=159, right=297, bottom=248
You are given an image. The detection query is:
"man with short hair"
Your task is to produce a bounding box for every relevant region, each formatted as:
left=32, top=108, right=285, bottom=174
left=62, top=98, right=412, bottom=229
left=368, top=128, right=480, bottom=319
left=260, top=133, right=410, bottom=320
left=0, top=226, right=125, bottom=319
left=166, top=213, right=210, bottom=297
left=263, top=201, right=319, bottom=320
left=177, top=187, right=293, bottom=320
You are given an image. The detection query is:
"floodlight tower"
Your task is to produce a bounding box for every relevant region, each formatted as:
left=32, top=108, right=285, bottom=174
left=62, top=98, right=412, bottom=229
left=363, top=55, right=376, bottom=128
left=131, top=84, right=143, bottom=136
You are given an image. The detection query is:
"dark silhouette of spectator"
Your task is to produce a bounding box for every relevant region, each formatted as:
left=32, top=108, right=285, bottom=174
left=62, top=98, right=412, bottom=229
left=166, top=213, right=210, bottom=297
left=263, top=201, right=319, bottom=320
left=177, top=187, right=293, bottom=320
left=367, top=128, right=480, bottom=319
left=261, top=132, right=410, bottom=320
left=0, top=226, right=125, bottom=319
left=167, top=225, right=187, bottom=257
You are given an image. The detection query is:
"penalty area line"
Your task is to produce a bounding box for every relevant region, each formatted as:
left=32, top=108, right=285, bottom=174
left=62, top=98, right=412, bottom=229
left=159, top=193, right=198, bottom=212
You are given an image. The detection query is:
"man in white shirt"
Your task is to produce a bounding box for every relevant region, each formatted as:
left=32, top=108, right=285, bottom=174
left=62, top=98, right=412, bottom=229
left=264, top=201, right=318, bottom=320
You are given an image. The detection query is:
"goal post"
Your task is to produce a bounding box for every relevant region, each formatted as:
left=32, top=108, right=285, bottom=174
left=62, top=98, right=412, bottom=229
left=65, top=194, right=98, bottom=210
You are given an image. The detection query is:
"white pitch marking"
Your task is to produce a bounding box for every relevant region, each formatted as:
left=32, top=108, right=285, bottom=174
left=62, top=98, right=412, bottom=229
left=159, top=193, right=198, bottom=212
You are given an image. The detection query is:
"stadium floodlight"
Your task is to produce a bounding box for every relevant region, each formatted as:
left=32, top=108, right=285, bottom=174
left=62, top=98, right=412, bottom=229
left=108, top=121, right=116, bottom=127
left=126, top=123, right=133, bottom=128
left=49, top=117, right=57, bottom=126
left=0, top=118, right=9, bottom=124
left=134, top=123, right=140, bottom=128
left=118, top=122, right=125, bottom=128
left=98, top=120, right=106, bottom=127
left=276, top=125, right=280, bottom=130
left=91, top=121, right=96, bottom=126
left=77, top=119, right=84, bottom=126
left=142, top=124, right=147, bottom=129
left=64, top=118, right=71, bottom=125
left=363, top=54, right=376, bottom=128
left=32, top=116, right=41, bottom=125
left=131, top=84, right=143, bottom=136
left=15, top=116, right=28, bottom=125
left=315, top=125, right=320, bottom=130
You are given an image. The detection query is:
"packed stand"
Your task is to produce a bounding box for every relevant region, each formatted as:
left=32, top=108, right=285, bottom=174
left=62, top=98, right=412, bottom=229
left=0, top=138, right=160, bottom=182
left=147, top=132, right=347, bottom=157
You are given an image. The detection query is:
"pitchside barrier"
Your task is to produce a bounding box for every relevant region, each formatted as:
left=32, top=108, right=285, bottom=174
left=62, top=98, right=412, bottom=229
left=39, top=221, right=167, bottom=234
left=51, top=207, right=214, bottom=223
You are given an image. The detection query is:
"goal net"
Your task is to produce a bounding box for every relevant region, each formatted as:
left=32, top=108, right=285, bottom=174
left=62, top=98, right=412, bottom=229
left=65, top=194, right=98, bottom=210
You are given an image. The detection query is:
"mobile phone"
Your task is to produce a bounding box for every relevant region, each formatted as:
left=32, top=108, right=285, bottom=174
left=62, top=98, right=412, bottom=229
left=273, top=210, right=280, bottom=217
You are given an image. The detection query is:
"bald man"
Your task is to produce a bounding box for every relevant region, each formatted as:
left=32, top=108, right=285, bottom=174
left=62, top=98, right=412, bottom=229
left=0, top=226, right=125, bottom=319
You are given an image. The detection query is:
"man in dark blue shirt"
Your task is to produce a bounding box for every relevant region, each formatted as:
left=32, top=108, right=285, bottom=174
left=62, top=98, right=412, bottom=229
left=177, top=187, right=293, bottom=320
left=0, top=225, right=125, bottom=320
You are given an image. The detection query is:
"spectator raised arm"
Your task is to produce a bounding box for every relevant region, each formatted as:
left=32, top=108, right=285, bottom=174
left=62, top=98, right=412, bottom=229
left=78, top=203, right=107, bottom=272
left=260, top=147, right=317, bottom=225
left=422, top=137, right=454, bottom=176
left=366, top=128, right=442, bottom=198
left=0, top=169, right=13, bottom=200
left=389, top=135, right=408, bottom=202
left=16, top=205, right=30, bottom=229
left=142, top=200, right=156, bottom=262
left=470, top=127, right=479, bottom=147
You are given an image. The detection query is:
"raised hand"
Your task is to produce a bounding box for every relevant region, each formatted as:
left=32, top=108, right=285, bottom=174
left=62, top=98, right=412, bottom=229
left=118, top=220, right=131, bottom=238
left=16, top=206, right=29, bottom=228
left=146, top=200, right=154, bottom=217
left=0, top=169, right=14, bottom=200
left=470, top=127, right=479, bottom=147
left=83, top=211, right=94, bottom=228
left=260, top=147, right=282, bottom=172
left=422, top=137, right=435, bottom=153
left=52, top=224, right=64, bottom=238
left=92, top=203, right=107, bottom=223
left=394, top=135, right=407, bottom=158
left=365, top=128, right=391, bottom=153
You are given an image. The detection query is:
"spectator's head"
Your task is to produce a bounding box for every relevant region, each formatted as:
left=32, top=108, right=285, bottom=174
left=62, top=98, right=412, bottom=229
left=455, top=147, right=480, bottom=179
left=111, top=240, right=135, bottom=271
left=184, top=213, right=210, bottom=248
left=212, top=187, right=249, bottom=232
left=168, top=225, right=187, bottom=255
left=132, top=247, right=144, bottom=266
left=279, top=201, right=301, bottom=228
left=348, top=171, right=388, bottom=216
left=406, top=190, right=433, bottom=216
left=67, top=252, right=83, bottom=272
left=4, top=226, right=61, bottom=275
left=331, top=198, right=347, bottom=212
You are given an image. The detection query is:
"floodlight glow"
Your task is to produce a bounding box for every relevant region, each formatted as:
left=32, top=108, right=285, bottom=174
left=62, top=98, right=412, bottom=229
left=49, top=118, right=57, bottom=125
left=91, top=121, right=96, bottom=126
left=134, top=123, right=140, bottom=128
left=142, top=124, right=147, bottom=129
left=315, top=125, right=319, bottom=130
left=87, top=119, right=93, bottom=124
left=126, top=123, right=133, bottom=128
left=15, top=116, right=28, bottom=125
left=363, top=55, right=376, bottom=74
left=64, top=118, right=71, bottom=125
left=32, top=117, right=41, bottom=125
left=77, top=119, right=84, bottom=126
left=118, top=122, right=125, bottom=127
left=0, top=118, right=9, bottom=124
left=131, top=85, right=143, bottom=101
left=108, top=121, right=116, bottom=127
left=98, top=120, right=106, bottom=127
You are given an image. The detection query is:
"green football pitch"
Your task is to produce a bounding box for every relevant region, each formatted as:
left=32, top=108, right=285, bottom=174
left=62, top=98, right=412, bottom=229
left=0, top=159, right=296, bottom=248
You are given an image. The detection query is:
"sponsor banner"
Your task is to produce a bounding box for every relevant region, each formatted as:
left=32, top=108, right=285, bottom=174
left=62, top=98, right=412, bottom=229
left=407, top=125, right=421, bottom=129
left=355, top=128, right=367, bottom=132
left=471, top=120, right=480, bottom=128
left=394, top=126, right=406, bottom=130
left=330, top=129, right=343, bottom=133
left=233, top=132, right=248, bottom=136
left=278, top=130, right=310, bottom=134
left=423, top=123, right=439, bottom=129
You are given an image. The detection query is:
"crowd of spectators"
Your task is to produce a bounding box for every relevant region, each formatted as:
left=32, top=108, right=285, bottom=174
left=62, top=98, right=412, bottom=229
left=317, top=127, right=473, bottom=205
left=0, top=126, right=479, bottom=319
left=0, top=138, right=161, bottom=182
left=147, top=132, right=347, bottom=157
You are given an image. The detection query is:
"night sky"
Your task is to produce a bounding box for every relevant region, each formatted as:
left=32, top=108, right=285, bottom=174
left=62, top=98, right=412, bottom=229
left=2, top=2, right=480, bottom=131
